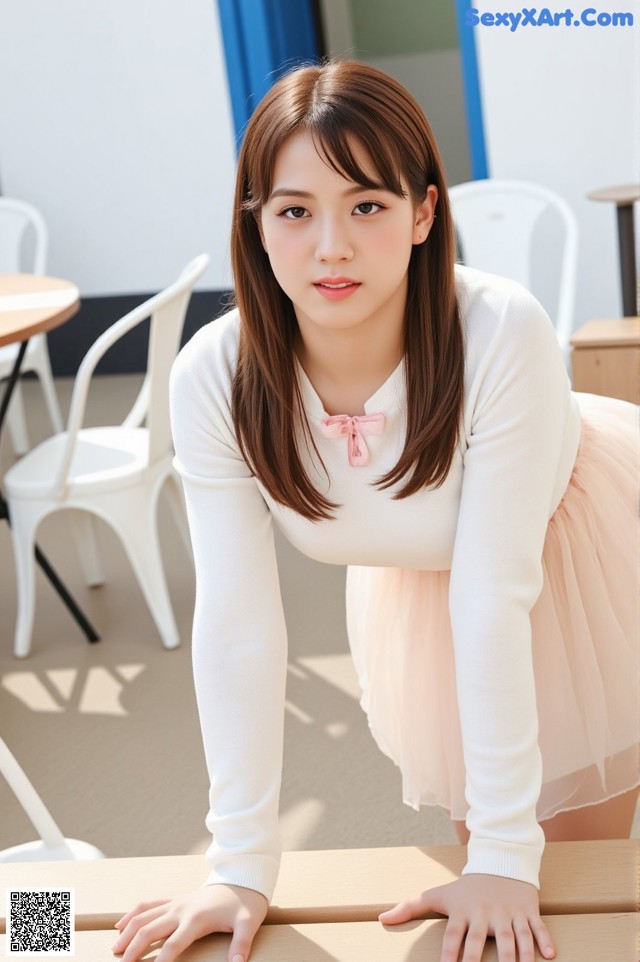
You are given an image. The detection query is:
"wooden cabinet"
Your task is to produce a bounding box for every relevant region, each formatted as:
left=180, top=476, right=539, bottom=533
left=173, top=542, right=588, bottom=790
left=570, top=317, right=639, bottom=403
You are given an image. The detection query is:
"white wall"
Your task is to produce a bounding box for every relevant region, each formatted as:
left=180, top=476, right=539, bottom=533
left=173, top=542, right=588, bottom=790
left=0, top=0, right=236, bottom=294
left=474, top=0, right=640, bottom=326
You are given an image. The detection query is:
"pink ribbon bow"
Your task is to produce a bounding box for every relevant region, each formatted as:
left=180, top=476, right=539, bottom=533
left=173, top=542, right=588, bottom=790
left=319, top=412, right=386, bottom=467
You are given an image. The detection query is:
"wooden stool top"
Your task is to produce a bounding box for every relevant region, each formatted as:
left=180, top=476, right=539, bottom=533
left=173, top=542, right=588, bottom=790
left=570, top=317, right=640, bottom=348
left=587, top=185, right=640, bottom=206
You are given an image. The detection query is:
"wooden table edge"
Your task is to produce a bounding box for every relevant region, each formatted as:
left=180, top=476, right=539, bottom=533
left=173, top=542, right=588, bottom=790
left=1, top=840, right=638, bottom=932
left=0, top=299, right=79, bottom=347
left=0, top=274, right=81, bottom=346
left=3, top=914, right=638, bottom=962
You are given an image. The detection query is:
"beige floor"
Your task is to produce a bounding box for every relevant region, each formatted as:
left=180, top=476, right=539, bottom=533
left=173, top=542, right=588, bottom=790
left=0, top=375, right=637, bottom=866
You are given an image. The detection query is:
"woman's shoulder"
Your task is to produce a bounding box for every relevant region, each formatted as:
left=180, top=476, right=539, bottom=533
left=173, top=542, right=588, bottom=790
left=453, top=265, right=567, bottom=398
left=169, top=309, right=244, bottom=459
left=455, top=262, right=546, bottom=315
left=454, top=263, right=559, bottom=361
left=171, top=306, right=241, bottom=399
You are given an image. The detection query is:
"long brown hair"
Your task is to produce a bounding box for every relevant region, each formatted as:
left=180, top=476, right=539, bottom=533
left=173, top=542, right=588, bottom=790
left=230, top=59, right=463, bottom=522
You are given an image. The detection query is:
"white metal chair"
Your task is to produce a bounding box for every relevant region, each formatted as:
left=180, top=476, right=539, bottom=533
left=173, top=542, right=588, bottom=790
left=0, top=736, right=105, bottom=862
left=4, top=254, right=209, bottom=658
left=448, top=180, right=579, bottom=364
left=0, top=198, right=64, bottom=454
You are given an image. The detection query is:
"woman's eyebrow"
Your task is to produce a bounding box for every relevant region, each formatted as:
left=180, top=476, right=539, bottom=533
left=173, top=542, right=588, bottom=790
left=269, top=183, right=386, bottom=200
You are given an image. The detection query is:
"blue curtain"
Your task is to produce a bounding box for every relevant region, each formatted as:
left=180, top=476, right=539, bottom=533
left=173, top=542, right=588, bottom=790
left=217, top=0, right=322, bottom=150
left=454, top=0, right=488, bottom=179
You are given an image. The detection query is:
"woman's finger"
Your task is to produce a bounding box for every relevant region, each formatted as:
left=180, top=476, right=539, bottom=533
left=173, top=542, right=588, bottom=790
left=227, top=914, right=263, bottom=962
left=511, top=915, right=535, bottom=962
left=439, top=913, right=467, bottom=962
left=378, top=900, right=415, bottom=925
left=379, top=896, right=432, bottom=924
left=114, top=899, right=172, bottom=932
left=460, top=918, right=492, bottom=962
left=529, top=914, right=556, bottom=959
left=113, top=904, right=173, bottom=960
left=117, top=913, right=176, bottom=962
left=154, top=919, right=216, bottom=962
left=379, top=884, right=448, bottom=925
left=487, top=917, right=515, bottom=962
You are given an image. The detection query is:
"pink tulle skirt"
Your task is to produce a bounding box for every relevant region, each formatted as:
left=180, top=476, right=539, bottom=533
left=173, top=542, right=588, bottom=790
left=346, top=392, right=639, bottom=822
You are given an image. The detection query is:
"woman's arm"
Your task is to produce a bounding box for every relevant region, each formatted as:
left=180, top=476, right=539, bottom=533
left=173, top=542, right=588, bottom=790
left=170, top=323, right=289, bottom=900
left=114, top=319, right=287, bottom=962
left=449, top=283, right=576, bottom=888
left=381, top=280, right=575, bottom=962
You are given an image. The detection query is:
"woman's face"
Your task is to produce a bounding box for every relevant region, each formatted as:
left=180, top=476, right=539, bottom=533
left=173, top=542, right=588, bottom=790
left=259, top=131, right=436, bottom=348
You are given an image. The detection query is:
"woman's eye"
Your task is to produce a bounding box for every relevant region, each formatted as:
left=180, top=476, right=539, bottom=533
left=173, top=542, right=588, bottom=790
left=281, top=206, right=308, bottom=219
left=354, top=201, right=383, bottom=215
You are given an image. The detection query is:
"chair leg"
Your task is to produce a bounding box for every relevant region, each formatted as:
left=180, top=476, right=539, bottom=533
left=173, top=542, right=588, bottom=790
left=163, top=472, right=193, bottom=557
left=105, top=490, right=181, bottom=650
left=6, top=384, right=30, bottom=456
left=9, top=505, right=41, bottom=659
left=34, top=348, right=64, bottom=434
left=0, top=737, right=67, bottom=849
left=70, top=512, right=105, bottom=587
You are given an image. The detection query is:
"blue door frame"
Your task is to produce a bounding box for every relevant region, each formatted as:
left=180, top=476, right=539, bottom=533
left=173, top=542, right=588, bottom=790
left=454, top=0, right=489, bottom=179
left=217, top=0, right=321, bottom=150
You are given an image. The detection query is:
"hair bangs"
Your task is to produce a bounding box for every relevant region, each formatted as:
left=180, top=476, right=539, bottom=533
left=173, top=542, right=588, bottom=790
left=305, top=114, right=407, bottom=200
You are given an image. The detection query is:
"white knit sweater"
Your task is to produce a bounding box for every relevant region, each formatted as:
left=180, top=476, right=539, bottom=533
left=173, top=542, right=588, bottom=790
left=170, top=265, right=581, bottom=898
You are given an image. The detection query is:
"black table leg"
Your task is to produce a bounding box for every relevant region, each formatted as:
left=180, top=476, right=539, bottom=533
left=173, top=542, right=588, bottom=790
left=0, top=494, right=100, bottom=643
left=616, top=203, right=638, bottom=317
left=1, top=340, right=101, bottom=645
left=587, top=185, right=640, bottom=318
left=34, top=542, right=100, bottom=642
left=0, top=339, right=28, bottom=432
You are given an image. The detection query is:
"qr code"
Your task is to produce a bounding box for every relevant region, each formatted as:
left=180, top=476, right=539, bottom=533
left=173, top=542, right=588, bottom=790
left=5, top=889, right=75, bottom=956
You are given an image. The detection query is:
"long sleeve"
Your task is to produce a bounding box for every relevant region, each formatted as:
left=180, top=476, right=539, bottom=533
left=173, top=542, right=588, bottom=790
left=169, top=326, right=288, bottom=901
left=449, top=281, right=578, bottom=888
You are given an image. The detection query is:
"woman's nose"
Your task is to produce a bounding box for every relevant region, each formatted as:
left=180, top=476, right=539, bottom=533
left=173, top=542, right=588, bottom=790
left=314, top=218, right=353, bottom=262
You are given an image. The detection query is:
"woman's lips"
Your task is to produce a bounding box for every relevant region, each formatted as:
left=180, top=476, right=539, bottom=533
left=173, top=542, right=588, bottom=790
left=313, top=281, right=361, bottom=300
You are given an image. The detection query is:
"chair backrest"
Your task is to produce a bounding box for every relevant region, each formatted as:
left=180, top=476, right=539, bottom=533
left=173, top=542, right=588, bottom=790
left=0, top=197, right=48, bottom=274
left=53, top=254, right=210, bottom=497
left=145, top=259, right=207, bottom=464
left=447, top=179, right=578, bottom=359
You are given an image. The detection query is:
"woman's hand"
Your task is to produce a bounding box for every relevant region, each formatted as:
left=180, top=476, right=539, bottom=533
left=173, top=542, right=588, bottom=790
left=379, top=874, right=556, bottom=962
left=111, top=884, right=268, bottom=962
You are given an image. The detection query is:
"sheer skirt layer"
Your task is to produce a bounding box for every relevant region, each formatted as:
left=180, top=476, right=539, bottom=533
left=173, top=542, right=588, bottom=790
left=346, top=393, right=639, bottom=822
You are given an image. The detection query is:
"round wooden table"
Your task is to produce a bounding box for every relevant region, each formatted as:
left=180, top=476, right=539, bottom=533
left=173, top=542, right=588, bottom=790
left=0, top=273, right=80, bottom=347
left=0, top=272, right=99, bottom=647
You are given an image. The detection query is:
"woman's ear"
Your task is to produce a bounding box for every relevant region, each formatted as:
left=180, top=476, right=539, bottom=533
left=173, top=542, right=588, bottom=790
left=412, top=184, right=438, bottom=245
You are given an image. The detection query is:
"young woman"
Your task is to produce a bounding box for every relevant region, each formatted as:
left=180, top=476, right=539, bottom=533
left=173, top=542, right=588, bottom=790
left=112, top=60, right=638, bottom=962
